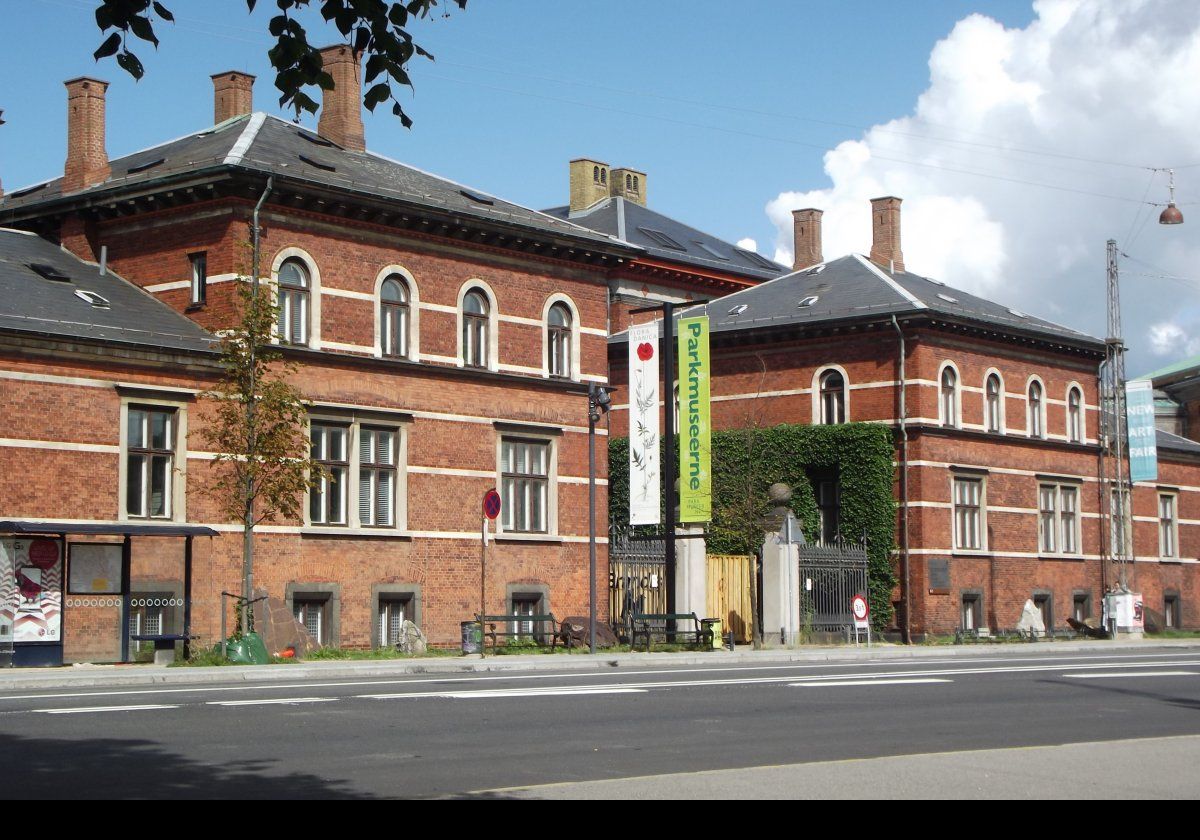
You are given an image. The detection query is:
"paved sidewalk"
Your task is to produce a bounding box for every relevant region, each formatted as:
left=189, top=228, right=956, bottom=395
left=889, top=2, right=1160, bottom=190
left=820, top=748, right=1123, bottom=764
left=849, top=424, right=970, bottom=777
left=0, top=638, right=1196, bottom=691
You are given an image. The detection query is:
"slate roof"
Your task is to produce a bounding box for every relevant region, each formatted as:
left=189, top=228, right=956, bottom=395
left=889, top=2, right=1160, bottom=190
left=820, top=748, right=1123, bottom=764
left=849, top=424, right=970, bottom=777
left=0, top=228, right=216, bottom=354
left=542, top=196, right=785, bottom=281
left=612, top=253, right=1103, bottom=350
left=0, top=114, right=630, bottom=252
left=1140, top=353, right=1200, bottom=387
left=1157, top=428, right=1200, bottom=457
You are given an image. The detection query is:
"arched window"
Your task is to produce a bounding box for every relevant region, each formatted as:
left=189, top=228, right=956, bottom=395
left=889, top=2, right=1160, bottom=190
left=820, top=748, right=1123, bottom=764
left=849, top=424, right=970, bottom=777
left=940, top=366, right=958, bottom=428
left=462, top=289, right=489, bottom=368
left=633, top=176, right=640, bottom=193
left=986, top=374, right=1003, bottom=433
left=277, top=258, right=310, bottom=346
left=1068, top=387, right=1083, bottom=443
left=819, top=370, right=846, bottom=424
left=380, top=275, right=409, bottom=359
left=547, top=302, right=572, bottom=379
left=1028, top=381, right=1044, bottom=438
left=600, top=169, right=607, bottom=186
left=593, top=165, right=600, bottom=183
left=625, top=174, right=632, bottom=190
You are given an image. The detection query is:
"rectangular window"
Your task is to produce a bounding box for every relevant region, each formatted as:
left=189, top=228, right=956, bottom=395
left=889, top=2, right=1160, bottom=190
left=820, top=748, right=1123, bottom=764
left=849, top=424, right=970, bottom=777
left=1033, top=593, right=1052, bottom=634
left=1039, top=483, right=1080, bottom=555
left=358, top=427, right=396, bottom=528
left=1073, top=592, right=1091, bottom=623
left=962, top=593, right=982, bottom=631
left=293, top=599, right=326, bottom=645
left=953, top=476, right=984, bottom=551
left=126, top=407, right=175, bottom=519
left=501, top=438, right=550, bottom=534
left=1164, top=594, right=1181, bottom=629
left=810, top=470, right=840, bottom=544
left=1159, top=493, right=1178, bottom=558
left=510, top=592, right=543, bottom=641
left=377, top=597, right=410, bottom=647
left=189, top=252, right=207, bottom=305
left=309, top=424, right=348, bottom=525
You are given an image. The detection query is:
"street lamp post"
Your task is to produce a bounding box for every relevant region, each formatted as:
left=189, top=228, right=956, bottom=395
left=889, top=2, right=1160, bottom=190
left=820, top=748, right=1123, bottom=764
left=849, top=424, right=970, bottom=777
left=587, top=382, right=612, bottom=655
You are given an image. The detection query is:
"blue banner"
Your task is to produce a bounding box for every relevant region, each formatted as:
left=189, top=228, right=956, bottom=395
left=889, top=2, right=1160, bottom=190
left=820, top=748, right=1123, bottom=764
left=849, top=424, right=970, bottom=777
left=1126, top=379, right=1158, bottom=483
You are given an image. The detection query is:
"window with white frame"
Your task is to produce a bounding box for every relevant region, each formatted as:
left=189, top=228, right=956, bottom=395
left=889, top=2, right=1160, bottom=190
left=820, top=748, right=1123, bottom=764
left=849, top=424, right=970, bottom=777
left=380, top=275, right=410, bottom=359
left=985, top=373, right=1003, bottom=433
left=358, top=427, right=396, bottom=528
left=961, top=593, right=983, bottom=631
left=1158, top=493, right=1178, bottom=558
left=1039, top=482, right=1080, bottom=555
left=501, top=438, right=550, bottom=534
left=293, top=598, right=326, bottom=645
left=547, top=302, right=572, bottom=379
left=309, top=423, right=348, bottom=525
left=953, top=475, right=984, bottom=551
left=462, top=289, right=489, bottom=368
left=126, top=407, right=175, bottom=519
left=277, top=258, right=311, bottom=346
left=940, top=366, right=958, bottom=428
left=819, top=369, right=846, bottom=424
left=189, top=252, right=207, bottom=306
left=509, top=592, right=544, bottom=641
left=1027, top=380, right=1044, bottom=438
left=1068, top=387, right=1083, bottom=443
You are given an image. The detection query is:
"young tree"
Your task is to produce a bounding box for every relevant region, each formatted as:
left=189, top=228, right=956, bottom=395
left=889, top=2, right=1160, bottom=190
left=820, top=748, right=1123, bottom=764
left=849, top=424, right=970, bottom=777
left=200, top=277, right=323, bottom=634
left=89, top=0, right=468, bottom=126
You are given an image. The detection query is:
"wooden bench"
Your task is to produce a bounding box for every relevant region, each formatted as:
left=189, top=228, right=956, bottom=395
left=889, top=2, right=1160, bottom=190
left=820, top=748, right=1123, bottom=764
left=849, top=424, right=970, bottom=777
left=631, top=613, right=712, bottom=651
left=476, top=613, right=560, bottom=652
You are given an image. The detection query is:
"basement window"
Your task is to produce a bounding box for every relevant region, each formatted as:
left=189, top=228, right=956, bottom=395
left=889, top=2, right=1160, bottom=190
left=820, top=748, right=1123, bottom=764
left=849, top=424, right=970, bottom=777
left=28, top=263, right=71, bottom=282
left=638, top=227, right=686, bottom=251
left=74, top=289, right=110, bottom=309
left=459, top=189, right=495, bottom=206
left=798, top=295, right=819, bottom=308
left=298, top=154, right=336, bottom=172
left=694, top=241, right=730, bottom=261
left=126, top=158, right=166, bottom=175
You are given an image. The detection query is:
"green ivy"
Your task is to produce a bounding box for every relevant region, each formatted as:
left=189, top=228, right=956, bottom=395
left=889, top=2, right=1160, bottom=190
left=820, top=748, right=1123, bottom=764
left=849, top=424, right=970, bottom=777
left=609, top=423, right=898, bottom=630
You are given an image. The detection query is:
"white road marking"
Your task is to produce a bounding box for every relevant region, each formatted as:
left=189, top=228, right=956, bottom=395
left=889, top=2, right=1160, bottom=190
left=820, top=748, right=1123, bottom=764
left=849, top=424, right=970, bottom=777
left=1062, top=671, right=1198, bottom=680
left=794, top=678, right=952, bottom=687
left=364, top=687, right=648, bottom=700
left=208, top=697, right=338, bottom=707
left=37, top=704, right=179, bottom=714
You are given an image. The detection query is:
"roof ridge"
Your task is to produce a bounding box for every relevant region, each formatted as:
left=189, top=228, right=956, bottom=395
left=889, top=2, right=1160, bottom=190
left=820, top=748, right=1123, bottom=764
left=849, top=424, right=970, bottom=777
left=223, top=112, right=267, bottom=166
left=853, top=253, right=927, bottom=309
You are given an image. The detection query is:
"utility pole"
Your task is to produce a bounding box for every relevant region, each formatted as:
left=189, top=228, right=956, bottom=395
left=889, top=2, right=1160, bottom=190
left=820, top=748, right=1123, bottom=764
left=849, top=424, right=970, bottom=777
left=1100, top=239, right=1131, bottom=593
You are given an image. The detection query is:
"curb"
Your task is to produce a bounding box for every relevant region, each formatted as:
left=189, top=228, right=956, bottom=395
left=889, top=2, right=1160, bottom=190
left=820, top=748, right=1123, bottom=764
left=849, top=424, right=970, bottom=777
left=0, top=639, right=1197, bottom=692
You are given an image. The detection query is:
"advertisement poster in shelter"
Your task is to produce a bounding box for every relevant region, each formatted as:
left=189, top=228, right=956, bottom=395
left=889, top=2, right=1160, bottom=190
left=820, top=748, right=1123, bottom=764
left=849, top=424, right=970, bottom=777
left=678, top=315, right=712, bottom=522
left=628, top=321, right=661, bottom=526
left=0, top=538, right=62, bottom=643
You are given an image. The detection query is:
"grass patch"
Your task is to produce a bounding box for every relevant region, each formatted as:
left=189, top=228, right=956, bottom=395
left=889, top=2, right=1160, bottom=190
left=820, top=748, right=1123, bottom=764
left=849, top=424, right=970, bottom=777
left=306, top=647, right=459, bottom=660
left=169, top=648, right=299, bottom=667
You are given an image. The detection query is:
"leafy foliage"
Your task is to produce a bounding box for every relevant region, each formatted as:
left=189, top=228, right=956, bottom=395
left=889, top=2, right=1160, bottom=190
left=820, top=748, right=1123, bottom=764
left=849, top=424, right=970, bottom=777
left=610, top=423, right=899, bottom=630
left=90, top=0, right=468, bottom=125
left=199, top=280, right=322, bottom=529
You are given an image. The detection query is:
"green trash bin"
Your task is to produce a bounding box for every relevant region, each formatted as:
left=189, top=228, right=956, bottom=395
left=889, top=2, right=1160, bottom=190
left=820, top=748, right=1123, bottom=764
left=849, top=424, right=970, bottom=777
left=701, top=618, right=723, bottom=650
left=461, top=620, right=482, bottom=655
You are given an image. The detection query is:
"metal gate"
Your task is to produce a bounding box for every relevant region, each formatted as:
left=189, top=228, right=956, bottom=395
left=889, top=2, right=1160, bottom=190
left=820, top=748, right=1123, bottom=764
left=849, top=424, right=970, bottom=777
left=798, top=537, right=869, bottom=635
left=608, top=526, right=666, bottom=640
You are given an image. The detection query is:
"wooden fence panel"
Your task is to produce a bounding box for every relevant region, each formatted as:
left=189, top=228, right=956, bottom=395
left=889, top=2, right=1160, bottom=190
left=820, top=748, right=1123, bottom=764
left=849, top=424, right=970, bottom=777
left=707, top=554, right=753, bottom=643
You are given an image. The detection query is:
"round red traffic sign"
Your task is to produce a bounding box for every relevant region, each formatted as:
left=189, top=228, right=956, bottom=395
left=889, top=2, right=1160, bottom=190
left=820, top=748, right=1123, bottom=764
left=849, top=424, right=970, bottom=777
left=851, top=594, right=869, bottom=621
left=482, top=488, right=502, bottom=521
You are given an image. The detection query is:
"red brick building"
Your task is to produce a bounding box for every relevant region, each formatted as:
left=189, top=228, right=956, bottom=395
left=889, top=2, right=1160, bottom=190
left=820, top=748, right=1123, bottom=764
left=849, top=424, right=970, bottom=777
left=609, top=199, right=1199, bottom=638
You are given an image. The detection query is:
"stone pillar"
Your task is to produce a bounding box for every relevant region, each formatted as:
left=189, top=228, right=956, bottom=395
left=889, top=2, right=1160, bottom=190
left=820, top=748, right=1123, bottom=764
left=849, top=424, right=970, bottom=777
left=759, top=482, right=804, bottom=647
left=675, top=524, right=707, bottom=618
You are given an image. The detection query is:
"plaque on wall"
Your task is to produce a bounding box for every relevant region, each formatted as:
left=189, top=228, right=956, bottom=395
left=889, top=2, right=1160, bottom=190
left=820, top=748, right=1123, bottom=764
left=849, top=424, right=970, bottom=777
left=928, top=558, right=951, bottom=593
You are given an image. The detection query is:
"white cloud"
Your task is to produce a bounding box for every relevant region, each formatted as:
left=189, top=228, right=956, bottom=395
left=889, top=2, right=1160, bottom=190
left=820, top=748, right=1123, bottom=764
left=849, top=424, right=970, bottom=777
left=736, top=237, right=758, bottom=253
left=762, top=0, right=1200, bottom=374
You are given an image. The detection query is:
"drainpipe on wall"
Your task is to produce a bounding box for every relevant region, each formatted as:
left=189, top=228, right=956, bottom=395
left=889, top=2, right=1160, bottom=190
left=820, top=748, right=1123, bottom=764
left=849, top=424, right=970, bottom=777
left=891, top=315, right=911, bottom=644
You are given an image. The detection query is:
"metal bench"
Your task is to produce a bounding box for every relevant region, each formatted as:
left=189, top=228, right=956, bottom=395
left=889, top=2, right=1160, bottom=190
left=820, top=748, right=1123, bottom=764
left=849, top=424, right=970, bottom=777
left=129, top=633, right=193, bottom=664
left=476, top=613, right=560, bottom=652
left=631, top=612, right=712, bottom=651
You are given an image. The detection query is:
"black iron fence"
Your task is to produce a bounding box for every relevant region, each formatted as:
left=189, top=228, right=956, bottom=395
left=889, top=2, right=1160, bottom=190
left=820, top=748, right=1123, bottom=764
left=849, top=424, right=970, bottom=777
left=798, top=536, right=869, bottom=635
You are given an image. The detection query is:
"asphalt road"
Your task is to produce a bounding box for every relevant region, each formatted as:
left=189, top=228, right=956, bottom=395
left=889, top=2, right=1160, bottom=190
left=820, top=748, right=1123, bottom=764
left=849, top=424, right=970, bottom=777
left=1, top=648, right=1198, bottom=798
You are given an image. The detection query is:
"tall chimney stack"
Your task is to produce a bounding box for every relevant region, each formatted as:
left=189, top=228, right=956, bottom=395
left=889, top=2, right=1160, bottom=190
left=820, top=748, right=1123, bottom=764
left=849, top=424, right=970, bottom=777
left=212, top=71, right=255, bottom=124
left=869, top=196, right=904, bottom=272
left=63, top=77, right=110, bottom=193
left=791, top=208, right=823, bottom=271
left=317, top=45, right=365, bottom=152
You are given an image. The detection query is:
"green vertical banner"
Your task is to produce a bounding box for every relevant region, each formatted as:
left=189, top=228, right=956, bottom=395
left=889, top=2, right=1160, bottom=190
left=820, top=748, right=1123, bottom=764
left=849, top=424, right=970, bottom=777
left=678, top=315, right=712, bottom=522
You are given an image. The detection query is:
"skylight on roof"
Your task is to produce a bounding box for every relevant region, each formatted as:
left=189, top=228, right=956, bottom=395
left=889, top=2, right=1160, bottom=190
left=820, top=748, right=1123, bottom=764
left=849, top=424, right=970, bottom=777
left=695, top=242, right=730, bottom=261
left=925, top=276, right=946, bottom=286
left=798, top=295, right=819, bottom=308
left=9, top=183, right=46, bottom=199
left=734, top=248, right=778, bottom=270
left=297, top=130, right=335, bottom=148
left=127, top=158, right=165, bottom=174
left=937, top=293, right=959, bottom=304
left=28, top=263, right=71, bottom=282
left=803, top=264, right=825, bottom=276
left=298, top=154, right=336, bottom=172
left=729, top=304, right=748, bottom=316
left=459, top=189, right=495, bottom=206
left=1008, top=308, right=1027, bottom=318
left=638, top=227, right=686, bottom=251
left=74, top=290, right=110, bottom=309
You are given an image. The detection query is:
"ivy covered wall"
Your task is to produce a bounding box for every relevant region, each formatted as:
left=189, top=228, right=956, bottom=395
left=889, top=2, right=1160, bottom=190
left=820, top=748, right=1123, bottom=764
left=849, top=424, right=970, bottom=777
left=609, top=422, right=898, bottom=629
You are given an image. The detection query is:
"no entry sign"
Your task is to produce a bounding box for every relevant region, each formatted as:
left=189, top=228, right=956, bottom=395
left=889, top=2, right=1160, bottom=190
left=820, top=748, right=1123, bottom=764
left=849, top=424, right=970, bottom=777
left=482, top=488, right=502, bottom=521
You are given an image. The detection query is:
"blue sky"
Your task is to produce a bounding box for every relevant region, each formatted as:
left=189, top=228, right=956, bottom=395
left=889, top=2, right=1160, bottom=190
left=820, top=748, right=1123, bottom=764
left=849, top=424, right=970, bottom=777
left=3, top=1, right=1199, bottom=373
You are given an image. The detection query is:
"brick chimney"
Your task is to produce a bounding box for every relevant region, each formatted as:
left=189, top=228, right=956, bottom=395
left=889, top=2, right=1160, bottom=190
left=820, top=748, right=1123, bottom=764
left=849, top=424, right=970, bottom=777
left=569, top=158, right=611, bottom=213
left=63, top=77, right=111, bottom=193
left=212, top=71, right=255, bottom=124
left=869, top=196, right=904, bottom=272
left=610, top=167, right=647, bottom=207
left=791, top=208, right=823, bottom=271
left=317, top=45, right=365, bottom=152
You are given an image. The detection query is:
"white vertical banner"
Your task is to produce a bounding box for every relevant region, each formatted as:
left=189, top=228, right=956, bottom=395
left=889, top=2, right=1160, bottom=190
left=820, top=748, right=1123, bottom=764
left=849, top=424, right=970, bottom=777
left=628, top=321, right=661, bottom=526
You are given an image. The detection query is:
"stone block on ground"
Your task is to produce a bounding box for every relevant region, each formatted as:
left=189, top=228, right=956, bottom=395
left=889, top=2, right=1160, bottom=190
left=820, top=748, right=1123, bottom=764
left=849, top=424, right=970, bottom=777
left=251, top=588, right=318, bottom=658
left=396, top=620, right=427, bottom=655
left=559, top=616, right=619, bottom=649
